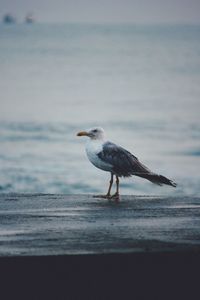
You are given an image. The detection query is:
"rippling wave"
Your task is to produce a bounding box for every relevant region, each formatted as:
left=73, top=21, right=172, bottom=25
left=0, top=119, right=199, bottom=195
left=0, top=24, right=200, bottom=195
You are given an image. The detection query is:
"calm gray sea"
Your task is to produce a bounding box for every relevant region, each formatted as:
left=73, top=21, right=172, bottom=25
left=0, top=23, right=200, bottom=195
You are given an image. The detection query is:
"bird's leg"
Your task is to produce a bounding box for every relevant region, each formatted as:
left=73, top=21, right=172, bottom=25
left=106, top=173, right=114, bottom=197
left=116, top=175, right=119, bottom=195
left=93, top=173, right=113, bottom=199
left=110, top=175, right=120, bottom=201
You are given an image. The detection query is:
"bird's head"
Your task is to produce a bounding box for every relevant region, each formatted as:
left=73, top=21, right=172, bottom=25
left=77, top=127, right=105, bottom=140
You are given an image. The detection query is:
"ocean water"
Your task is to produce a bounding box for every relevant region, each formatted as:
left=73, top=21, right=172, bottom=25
left=0, top=23, right=200, bottom=196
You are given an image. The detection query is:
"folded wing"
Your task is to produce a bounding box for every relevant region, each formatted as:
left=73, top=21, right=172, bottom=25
left=98, top=141, right=176, bottom=187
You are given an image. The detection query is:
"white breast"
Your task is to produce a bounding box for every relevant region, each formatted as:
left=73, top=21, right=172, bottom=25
left=85, top=140, right=113, bottom=172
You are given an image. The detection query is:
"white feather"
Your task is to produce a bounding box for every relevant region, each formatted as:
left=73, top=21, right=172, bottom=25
left=85, top=139, right=113, bottom=172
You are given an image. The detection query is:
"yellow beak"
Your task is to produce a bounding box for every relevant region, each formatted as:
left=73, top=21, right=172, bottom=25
left=77, top=131, right=89, bottom=137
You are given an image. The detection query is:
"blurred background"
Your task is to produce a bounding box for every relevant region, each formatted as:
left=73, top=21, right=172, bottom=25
left=0, top=0, right=200, bottom=195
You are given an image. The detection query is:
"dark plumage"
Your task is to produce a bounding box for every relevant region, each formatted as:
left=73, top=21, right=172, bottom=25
left=98, top=141, right=177, bottom=187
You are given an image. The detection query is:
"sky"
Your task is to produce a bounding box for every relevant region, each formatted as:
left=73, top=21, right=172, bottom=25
left=0, top=0, right=200, bottom=24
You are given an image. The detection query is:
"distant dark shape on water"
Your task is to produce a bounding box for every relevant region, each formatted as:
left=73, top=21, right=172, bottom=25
left=25, top=13, right=35, bottom=24
left=77, top=127, right=177, bottom=201
left=3, top=14, right=16, bottom=24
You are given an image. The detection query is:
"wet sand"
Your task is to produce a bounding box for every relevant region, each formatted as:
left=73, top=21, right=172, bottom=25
left=0, top=194, right=200, bottom=255
left=0, top=194, right=200, bottom=299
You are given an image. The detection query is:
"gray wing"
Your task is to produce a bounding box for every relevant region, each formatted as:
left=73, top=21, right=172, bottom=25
left=97, top=141, right=177, bottom=187
left=97, top=141, right=151, bottom=177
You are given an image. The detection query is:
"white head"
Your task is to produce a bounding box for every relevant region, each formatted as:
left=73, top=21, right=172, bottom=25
left=77, top=127, right=105, bottom=140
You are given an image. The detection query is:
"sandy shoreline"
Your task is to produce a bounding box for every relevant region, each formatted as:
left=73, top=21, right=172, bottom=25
left=1, top=194, right=200, bottom=298
left=1, top=194, right=200, bottom=256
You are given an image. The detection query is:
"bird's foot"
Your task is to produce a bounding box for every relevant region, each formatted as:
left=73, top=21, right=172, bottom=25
left=93, top=194, right=111, bottom=199
left=110, top=193, right=120, bottom=202
left=93, top=193, right=120, bottom=202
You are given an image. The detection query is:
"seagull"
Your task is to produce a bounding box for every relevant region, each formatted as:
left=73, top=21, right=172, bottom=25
left=77, top=127, right=177, bottom=200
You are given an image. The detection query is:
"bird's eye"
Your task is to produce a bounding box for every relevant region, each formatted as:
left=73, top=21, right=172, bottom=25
left=93, top=129, right=97, bottom=133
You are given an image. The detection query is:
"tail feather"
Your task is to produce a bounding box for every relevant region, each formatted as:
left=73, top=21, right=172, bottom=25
left=134, top=173, right=177, bottom=187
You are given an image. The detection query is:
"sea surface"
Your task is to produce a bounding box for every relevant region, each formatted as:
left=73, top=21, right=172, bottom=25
left=0, top=23, right=200, bottom=196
